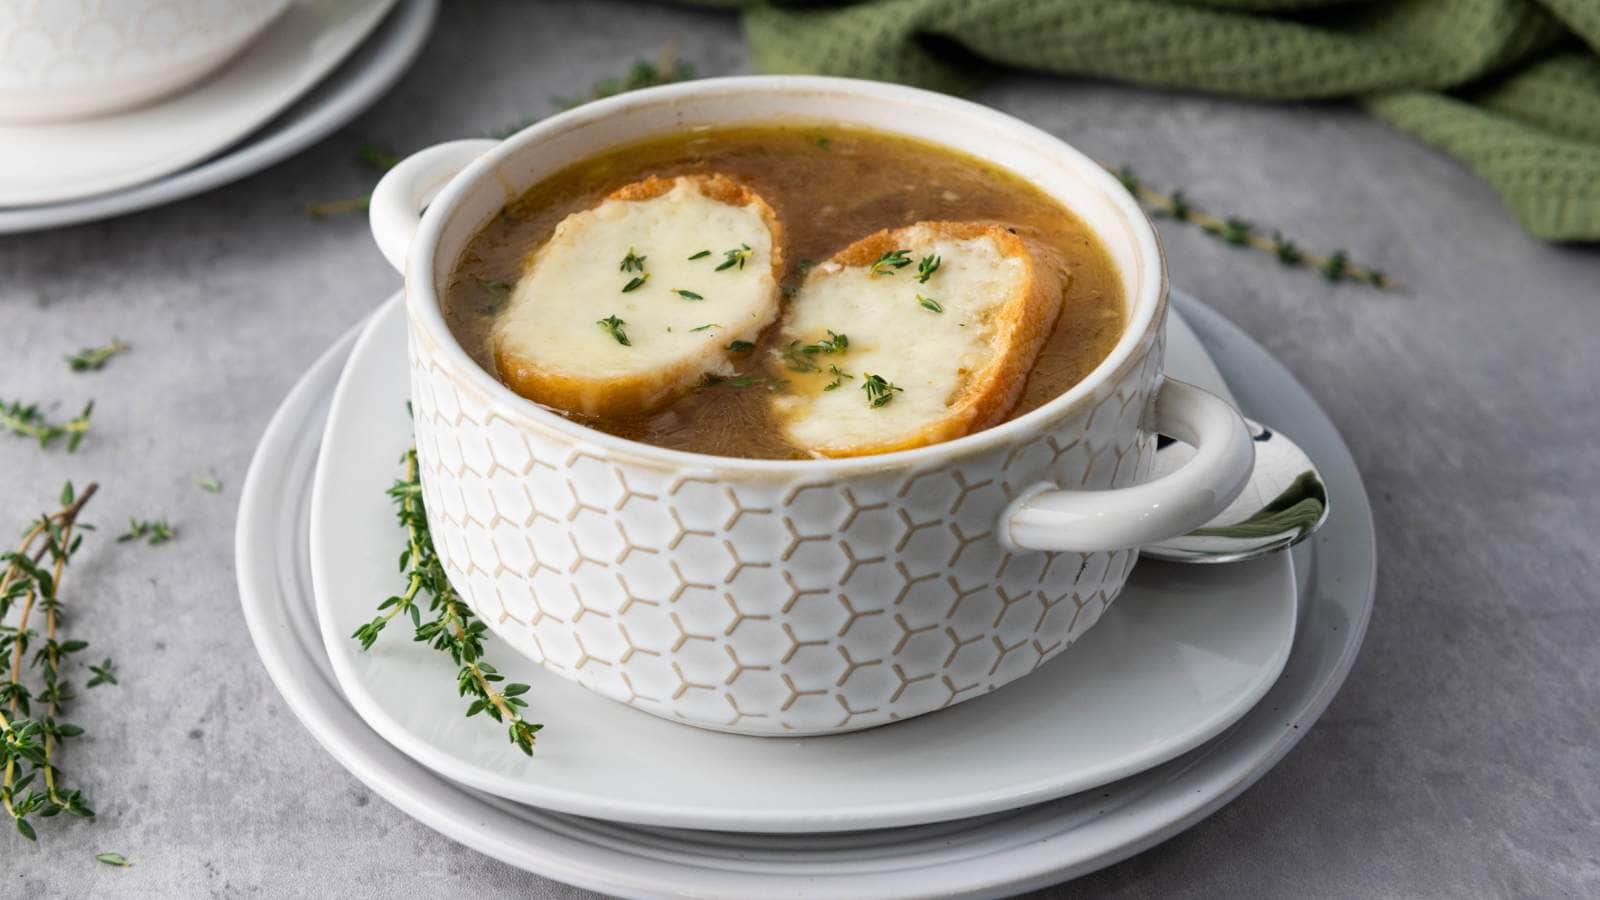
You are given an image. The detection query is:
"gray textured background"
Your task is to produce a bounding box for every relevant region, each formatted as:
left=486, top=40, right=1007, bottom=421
left=3, top=1, right=1598, bottom=896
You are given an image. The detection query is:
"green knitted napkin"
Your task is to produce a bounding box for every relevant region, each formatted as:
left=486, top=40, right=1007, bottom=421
left=716, top=0, right=1600, bottom=241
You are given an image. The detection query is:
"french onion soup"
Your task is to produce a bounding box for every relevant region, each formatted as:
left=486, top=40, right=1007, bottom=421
left=442, top=125, right=1125, bottom=459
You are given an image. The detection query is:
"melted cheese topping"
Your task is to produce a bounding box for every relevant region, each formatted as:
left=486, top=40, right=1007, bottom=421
left=493, top=179, right=778, bottom=382
left=773, top=228, right=1025, bottom=454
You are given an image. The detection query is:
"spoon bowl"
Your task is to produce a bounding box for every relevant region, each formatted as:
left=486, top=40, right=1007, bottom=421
left=1142, top=418, right=1329, bottom=563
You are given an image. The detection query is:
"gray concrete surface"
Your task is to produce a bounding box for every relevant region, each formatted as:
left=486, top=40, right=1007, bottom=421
left=3, top=1, right=1598, bottom=896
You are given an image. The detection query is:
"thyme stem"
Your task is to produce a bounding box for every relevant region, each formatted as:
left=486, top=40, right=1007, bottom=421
left=1105, top=163, right=1394, bottom=289
left=1, top=483, right=98, bottom=838
left=352, top=449, right=541, bottom=755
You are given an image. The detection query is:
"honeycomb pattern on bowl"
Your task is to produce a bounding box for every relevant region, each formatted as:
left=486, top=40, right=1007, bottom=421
left=407, top=310, right=1165, bottom=735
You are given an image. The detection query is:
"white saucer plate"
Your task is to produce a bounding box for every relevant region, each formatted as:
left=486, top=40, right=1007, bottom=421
left=237, top=290, right=1375, bottom=898
left=309, top=293, right=1296, bottom=833
left=0, top=0, right=425, bottom=214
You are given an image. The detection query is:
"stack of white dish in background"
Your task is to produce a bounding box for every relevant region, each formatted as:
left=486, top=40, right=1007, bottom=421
left=238, top=284, right=1376, bottom=898
left=0, top=0, right=438, bottom=234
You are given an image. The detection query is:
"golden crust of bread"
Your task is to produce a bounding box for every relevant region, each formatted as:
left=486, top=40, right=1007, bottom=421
left=491, top=174, right=784, bottom=419
left=494, top=349, right=687, bottom=419
left=777, top=220, right=1065, bottom=458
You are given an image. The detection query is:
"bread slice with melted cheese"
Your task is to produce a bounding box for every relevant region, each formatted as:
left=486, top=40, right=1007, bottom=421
left=491, top=174, right=784, bottom=417
left=769, top=221, right=1065, bottom=458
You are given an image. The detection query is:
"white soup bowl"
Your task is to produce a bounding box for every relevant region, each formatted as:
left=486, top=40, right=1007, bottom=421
left=368, top=77, right=1254, bottom=736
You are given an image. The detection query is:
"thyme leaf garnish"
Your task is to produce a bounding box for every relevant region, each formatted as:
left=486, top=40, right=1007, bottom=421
left=915, top=255, right=940, bottom=283
left=96, top=852, right=131, bottom=867
left=715, top=244, right=753, bottom=272
left=597, top=315, right=631, bottom=346
left=916, top=294, right=944, bottom=313
left=2, top=401, right=93, bottom=453
left=687, top=250, right=711, bottom=260
left=824, top=365, right=854, bottom=390
left=782, top=341, right=819, bottom=373
left=115, top=519, right=174, bottom=546
left=869, top=249, right=912, bottom=277
left=690, top=323, right=719, bottom=332
left=620, top=247, right=646, bottom=273
left=352, top=447, right=541, bottom=756
left=86, top=659, right=117, bottom=688
left=621, top=273, right=649, bottom=293
left=861, top=373, right=903, bottom=408
left=673, top=289, right=703, bottom=300
left=782, top=330, right=849, bottom=372
left=66, top=340, right=129, bottom=372
left=808, top=330, right=849, bottom=355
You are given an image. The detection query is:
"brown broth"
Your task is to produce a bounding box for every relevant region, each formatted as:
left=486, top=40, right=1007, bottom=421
left=443, top=124, right=1125, bottom=459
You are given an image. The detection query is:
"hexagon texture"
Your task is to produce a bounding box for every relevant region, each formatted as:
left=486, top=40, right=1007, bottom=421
left=407, top=311, right=1165, bottom=735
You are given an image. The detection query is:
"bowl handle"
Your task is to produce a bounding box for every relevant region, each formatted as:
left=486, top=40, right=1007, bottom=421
left=999, top=377, right=1254, bottom=553
left=369, top=139, right=499, bottom=273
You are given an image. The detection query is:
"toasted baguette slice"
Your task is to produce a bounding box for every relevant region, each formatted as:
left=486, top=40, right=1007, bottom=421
left=491, top=174, right=784, bottom=417
left=769, top=221, right=1064, bottom=458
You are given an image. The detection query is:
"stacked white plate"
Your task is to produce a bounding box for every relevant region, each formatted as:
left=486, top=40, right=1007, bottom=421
left=0, top=0, right=438, bottom=234
left=237, top=289, right=1375, bottom=898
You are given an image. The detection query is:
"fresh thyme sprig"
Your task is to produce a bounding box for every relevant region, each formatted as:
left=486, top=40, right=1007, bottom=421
left=2, top=400, right=92, bottom=452
left=915, top=254, right=940, bottom=283
left=66, top=340, right=129, bottom=372
left=824, top=365, right=853, bottom=390
left=1109, top=165, right=1393, bottom=289
left=861, top=373, right=903, bottom=408
left=1, top=482, right=100, bottom=841
left=352, top=449, right=540, bottom=756
left=620, top=247, right=646, bottom=273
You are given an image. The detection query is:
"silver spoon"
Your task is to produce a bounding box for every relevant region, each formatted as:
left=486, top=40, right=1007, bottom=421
left=1141, top=418, right=1329, bottom=564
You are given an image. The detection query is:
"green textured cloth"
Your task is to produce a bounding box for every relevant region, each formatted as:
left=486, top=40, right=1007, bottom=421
left=717, top=0, right=1600, bottom=241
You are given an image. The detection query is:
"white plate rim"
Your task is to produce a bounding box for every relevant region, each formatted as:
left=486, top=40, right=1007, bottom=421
left=0, top=0, right=399, bottom=206
left=236, top=289, right=1376, bottom=899
left=307, top=292, right=1298, bottom=833
left=0, top=0, right=436, bottom=233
